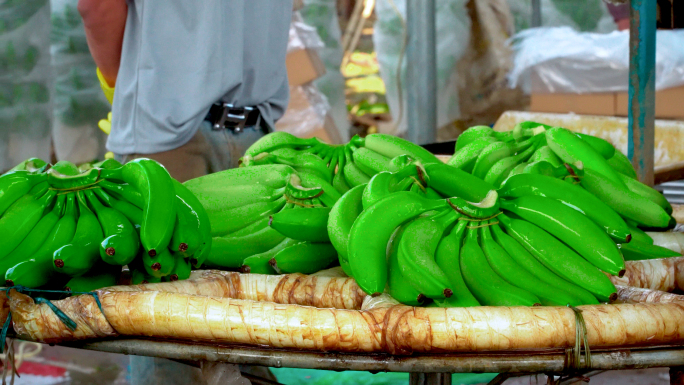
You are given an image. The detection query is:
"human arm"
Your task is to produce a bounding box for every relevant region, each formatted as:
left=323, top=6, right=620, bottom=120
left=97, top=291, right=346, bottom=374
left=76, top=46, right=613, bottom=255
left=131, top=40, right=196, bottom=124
left=78, top=0, right=127, bottom=87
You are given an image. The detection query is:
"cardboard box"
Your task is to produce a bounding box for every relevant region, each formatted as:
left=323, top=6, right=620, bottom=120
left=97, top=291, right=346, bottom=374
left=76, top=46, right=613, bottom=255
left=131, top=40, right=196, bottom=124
left=286, top=48, right=326, bottom=87
left=530, top=85, right=684, bottom=119
left=529, top=92, right=615, bottom=116
left=292, top=0, right=304, bottom=11
left=615, top=85, right=684, bottom=119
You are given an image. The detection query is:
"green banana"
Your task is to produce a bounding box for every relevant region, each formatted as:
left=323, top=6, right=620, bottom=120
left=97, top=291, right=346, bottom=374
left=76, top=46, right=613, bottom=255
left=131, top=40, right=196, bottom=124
left=227, top=214, right=272, bottom=238
left=619, top=240, right=681, bottom=261
left=434, top=221, right=480, bottom=307
left=0, top=188, right=56, bottom=260
left=120, top=159, right=176, bottom=257
left=93, top=158, right=123, bottom=170
left=270, top=147, right=302, bottom=159
left=92, top=187, right=143, bottom=226
left=207, top=224, right=286, bottom=268
left=352, top=147, right=392, bottom=176
left=617, top=172, right=672, bottom=215
left=84, top=190, right=140, bottom=266
left=165, top=256, right=192, bottom=281
left=480, top=223, right=581, bottom=306
left=168, top=194, right=203, bottom=256
left=8, top=158, right=48, bottom=173
left=297, top=170, right=342, bottom=207
left=347, top=191, right=448, bottom=295
left=0, top=170, right=47, bottom=216
left=580, top=168, right=670, bottom=228
left=130, top=268, right=163, bottom=284
left=5, top=194, right=78, bottom=288
left=472, top=135, right=538, bottom=180
left=100, top=180, right=145, bottom=209
left=142, top=247, right=176, bottom=278
left=447, top=136, right=498, bottom=172
left=424, top=162, right=497, bottom=204
left=343, top=147, right=371, bottom=187
left=499, top=173, right=631, bottom=242
left=455, top=126, right=495, bottom=150
left=362, top=164, right=425, bottom=209
left=498, top=214, right=617, bottom=302
left=447, top=195, right=500, bottom=219
left=521, top=161, right=555, bottom=177
left=184, top=164, right=295, bottom=197
left=269, top=206, right=331, bottom=242
left=460, top=225, right=541, bottom=306
left=484, top=138, right=540, bottom=188
left=491, top=224, right=598, bottom=305
left=275, top=152, right=334, bottom=182
left=245, top=131, right=318, bottom=157
left=512, top=121, right=550, bottom=141
left=285, top=174, right=324, bottom=200
left=172, top=180, right=212, bottom=268
left=241, top=238, right=301, bottom=274
left=65, top=270, right=119, bottom=292
left=270, top=242, right=338, bottom=274
left=546, top=127, right=625, bottom=186
left=387, top=224, right=426, bottom=306
left=625, top=221, right=653, bottom=245
left=397, top=209, right=458, bottom=299
left=529, top=146, right=562, bottom=168
left=500, top=196, right=625, bottom=276
left=51, top=160, right=80, bottom=175
left=210, top=196, right=286, bottom=236
left=327, top=184, right=365, bottom=262
left=196, top=184, right=278, bottom=218
left=576, top=133, right=615, bottom=159
left=607, top=150, right=638, bottom=179
left=332, top=167, right=351, bottom=194
left=0, top=194, right=65, bottom=278
left=506, top=162, right=528, bottom=179
left=47, top=167, right=117, bottom=190
left=356, top=133, right=441, bottom=165
left=53, top=193, right=104, bottom=276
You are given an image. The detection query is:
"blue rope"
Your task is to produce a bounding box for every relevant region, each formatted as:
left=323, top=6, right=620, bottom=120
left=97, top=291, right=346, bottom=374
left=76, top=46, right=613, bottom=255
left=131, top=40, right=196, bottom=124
left=0, top=286, right=104, bottom=353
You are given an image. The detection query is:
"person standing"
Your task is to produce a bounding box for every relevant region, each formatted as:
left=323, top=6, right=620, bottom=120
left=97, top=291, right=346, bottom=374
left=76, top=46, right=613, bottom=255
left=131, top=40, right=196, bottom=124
left=80, top=0, right=293, bottom=182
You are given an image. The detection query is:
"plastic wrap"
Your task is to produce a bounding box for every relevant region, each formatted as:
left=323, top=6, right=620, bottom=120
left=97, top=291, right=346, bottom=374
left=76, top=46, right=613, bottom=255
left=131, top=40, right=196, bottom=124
left=0, top=0, right=52, bottom=172
left=372, top=0, right=471, bottom=136
left=508, top=27, right=684, bottom=94
left=300, top=0, right=350, bottom=142
left=288, top=12, right=325, bottom=54
left=50, top=0, right=109, bottom=165
left=275, top=82, right=331, bottom=139
left=506, top=0, right=617, bottom=33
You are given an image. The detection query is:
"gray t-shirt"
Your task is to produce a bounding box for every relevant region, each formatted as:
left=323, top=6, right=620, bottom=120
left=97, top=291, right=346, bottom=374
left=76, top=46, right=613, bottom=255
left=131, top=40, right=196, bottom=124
left=108, top=0, right=293, bottom=154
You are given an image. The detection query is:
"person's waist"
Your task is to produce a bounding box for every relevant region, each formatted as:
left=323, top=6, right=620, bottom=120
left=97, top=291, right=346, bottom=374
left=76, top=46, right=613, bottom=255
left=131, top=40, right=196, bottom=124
left=204, top=102, right=262, bottom=132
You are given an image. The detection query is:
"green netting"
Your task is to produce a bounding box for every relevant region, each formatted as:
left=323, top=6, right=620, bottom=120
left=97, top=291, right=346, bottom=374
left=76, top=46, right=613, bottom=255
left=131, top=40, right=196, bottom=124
left=271, top=368, right=497, bottom=385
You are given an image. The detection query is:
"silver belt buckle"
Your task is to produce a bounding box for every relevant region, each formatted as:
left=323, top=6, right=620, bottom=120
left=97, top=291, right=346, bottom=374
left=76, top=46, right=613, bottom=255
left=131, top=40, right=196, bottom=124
left=212, top=103, right=253, bottom=133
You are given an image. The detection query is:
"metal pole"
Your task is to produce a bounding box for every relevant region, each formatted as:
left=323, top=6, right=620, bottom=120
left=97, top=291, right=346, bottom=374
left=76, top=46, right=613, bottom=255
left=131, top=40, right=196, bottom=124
left=531, top=0, right=542, bottom=27
left=628, top=0, right=657, bottom=186
left=406, top=0, right=437, bottom=145
left=409, top=373, right=452, bottom=385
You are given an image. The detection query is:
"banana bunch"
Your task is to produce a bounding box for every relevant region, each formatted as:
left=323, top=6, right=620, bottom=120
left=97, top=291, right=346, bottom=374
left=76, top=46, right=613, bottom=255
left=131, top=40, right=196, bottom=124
left=0, top=157, right=210, bottom=291
left=450, top=121, right=676, bottom=259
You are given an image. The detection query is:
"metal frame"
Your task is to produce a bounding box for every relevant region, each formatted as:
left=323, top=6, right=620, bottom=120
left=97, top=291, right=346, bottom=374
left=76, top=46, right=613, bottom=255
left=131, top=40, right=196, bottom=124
left=55, top=338, right=684, bottom=384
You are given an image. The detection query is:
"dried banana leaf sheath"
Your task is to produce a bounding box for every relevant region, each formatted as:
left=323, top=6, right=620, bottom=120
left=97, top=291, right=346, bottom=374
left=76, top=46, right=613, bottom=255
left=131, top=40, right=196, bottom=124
left=10, top=289, right=684, bottom=354
left=110, top=270, right=366, bottom=310
left=615, top=285, right=684, bottom=304
left=611, top=257, right=684, bottom=292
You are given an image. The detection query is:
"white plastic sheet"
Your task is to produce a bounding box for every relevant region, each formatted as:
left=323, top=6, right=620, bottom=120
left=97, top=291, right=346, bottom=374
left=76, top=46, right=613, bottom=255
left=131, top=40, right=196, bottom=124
left=0, top=0, right=52, bottom=172
left=508, top=27, right=684, bottom=94
left=373, top=0, right=471, bottom=136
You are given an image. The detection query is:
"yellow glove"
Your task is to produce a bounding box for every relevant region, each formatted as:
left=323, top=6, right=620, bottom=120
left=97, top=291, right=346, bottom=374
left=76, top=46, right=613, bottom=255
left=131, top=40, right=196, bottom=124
left=97, top=68, right=115, bottom=105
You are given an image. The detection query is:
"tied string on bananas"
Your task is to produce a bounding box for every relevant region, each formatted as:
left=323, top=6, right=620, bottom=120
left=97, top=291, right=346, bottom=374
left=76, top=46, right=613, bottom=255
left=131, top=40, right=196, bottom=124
left=0, top=286, right=105, bottom=353
left=563, top=163, right=582, bottom=185
left=543, top=305, right=592, bottom=385
left=49, top=178, right=106, bottom=194
left=458, top=212, right=502, bottom=223
left=466, top=220, right=500, bottom=229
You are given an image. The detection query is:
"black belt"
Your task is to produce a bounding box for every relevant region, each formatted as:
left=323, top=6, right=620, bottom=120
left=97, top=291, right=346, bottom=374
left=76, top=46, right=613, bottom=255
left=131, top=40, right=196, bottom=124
left=205, top=103, right=261, bottom=132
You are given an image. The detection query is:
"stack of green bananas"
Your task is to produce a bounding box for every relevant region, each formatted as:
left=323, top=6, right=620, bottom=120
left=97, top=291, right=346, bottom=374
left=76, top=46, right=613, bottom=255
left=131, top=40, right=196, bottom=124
left=183, top=131, right=442, bottom=275
left=0, top=157, right=210, bottom=292
left=451, top=121, right=677, bottom=259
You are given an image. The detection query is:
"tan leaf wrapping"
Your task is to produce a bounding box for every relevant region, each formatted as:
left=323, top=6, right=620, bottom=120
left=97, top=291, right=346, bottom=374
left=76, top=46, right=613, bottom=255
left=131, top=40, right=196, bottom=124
left=109, top=270, right=366, bottom=310
left=10, top=288, right=684, bottom=354
left=615, top=285, right=684, bottom=303
left=610, top=257, right=684, bottom=291
left=9, top=289, right=117, bottom=343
